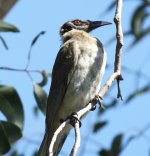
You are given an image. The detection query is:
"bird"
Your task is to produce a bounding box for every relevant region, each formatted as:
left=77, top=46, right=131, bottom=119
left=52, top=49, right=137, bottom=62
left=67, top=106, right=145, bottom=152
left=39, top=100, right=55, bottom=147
left=38, top=19, right=111, bottom=156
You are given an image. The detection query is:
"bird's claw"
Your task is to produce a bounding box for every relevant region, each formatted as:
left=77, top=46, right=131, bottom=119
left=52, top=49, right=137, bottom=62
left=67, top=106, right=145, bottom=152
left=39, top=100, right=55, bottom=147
left=69, top=112, right=82, bottom=128
left=95, top=95, right=103, bottom=104
left=90, top=105, right=96, bottom=111
left=90, top=95, right=105, bottom=110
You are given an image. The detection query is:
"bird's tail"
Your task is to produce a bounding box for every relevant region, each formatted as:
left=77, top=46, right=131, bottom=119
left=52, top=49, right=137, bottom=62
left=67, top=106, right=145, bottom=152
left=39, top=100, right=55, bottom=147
left=37, top=132, right=49, bottom=156
left=37, top=126, right=71, bottom=156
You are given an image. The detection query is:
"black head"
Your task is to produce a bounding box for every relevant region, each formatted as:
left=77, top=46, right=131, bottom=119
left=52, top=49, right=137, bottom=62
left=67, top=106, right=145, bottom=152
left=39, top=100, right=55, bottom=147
left=60, top=19, right=112, bottom=35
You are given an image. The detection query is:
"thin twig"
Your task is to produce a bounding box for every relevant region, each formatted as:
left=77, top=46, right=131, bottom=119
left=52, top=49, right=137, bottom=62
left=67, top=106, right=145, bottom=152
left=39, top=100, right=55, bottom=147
left=70, top=121, right=80, bottom=156
left=25, top=47, right=33, bottom=69
left=114, top=0, right=124, bottom=99
left=0, top=66, right=43, bottom=82
left=49, top=120, right=70, bottom=156
left=114, top=0, right=123, bottom=73
left=0, top=35, right=8, bottom=50
left=121, top=123, right=150, bottom=154
left=0, top=66, right=41, bottom=73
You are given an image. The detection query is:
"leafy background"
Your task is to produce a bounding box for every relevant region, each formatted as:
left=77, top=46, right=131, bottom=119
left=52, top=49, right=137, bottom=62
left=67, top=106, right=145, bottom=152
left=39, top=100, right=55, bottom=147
left=0, top=0, right=150, bottom=156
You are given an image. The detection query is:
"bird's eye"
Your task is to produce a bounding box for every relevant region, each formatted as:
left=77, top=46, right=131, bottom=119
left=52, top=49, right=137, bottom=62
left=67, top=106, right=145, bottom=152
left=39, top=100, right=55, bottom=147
left=73, top=20, right=81, bottom=25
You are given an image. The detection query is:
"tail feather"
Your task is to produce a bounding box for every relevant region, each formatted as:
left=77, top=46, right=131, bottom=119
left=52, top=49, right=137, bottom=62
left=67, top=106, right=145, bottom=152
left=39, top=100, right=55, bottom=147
left=37, top=132, right=49, bottom=156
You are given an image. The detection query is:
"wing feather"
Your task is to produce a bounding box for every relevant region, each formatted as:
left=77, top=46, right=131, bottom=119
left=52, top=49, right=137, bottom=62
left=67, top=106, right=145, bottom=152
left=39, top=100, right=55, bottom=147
left=46, top=42, right=78, bottom=130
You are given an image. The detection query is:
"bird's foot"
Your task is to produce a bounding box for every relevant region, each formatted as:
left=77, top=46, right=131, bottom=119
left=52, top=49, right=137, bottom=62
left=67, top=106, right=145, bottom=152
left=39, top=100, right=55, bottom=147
left=69, top=112, right=82, bottom=128
left=90, top=95, right=105, bottom=111
left=90, top=105, right=96, bottom=111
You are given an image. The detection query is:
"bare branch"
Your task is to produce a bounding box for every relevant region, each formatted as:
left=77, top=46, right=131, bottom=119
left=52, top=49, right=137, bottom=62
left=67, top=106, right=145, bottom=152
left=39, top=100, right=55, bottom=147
left=114, top=0, right=124, bottom=99
left=0, top=66, right=44, bottom=83
left=49, top=120, right=70, bottom=156
left=70, top=119, right=81, bottom=156
left=99, top=72, right=120, bottom=98
left=114, top=0, right=123, bottom=73
left=117, top=77, right=123, bottom=100
left=0, top=66, right=41, bottom=73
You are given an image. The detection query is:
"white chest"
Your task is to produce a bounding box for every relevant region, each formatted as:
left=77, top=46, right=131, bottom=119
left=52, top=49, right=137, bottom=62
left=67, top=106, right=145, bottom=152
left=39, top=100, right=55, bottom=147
left=62, top=41, right=106, bottom=114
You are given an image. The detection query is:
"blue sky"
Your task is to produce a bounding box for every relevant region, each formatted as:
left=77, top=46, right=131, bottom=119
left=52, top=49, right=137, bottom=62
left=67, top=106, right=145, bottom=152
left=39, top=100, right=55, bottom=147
left=1, top=0, right=150, bottom=156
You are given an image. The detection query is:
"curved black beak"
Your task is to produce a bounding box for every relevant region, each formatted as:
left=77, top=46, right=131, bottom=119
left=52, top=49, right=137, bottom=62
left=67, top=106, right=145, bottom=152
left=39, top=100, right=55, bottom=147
left=88, top=20, right=112, bottom=32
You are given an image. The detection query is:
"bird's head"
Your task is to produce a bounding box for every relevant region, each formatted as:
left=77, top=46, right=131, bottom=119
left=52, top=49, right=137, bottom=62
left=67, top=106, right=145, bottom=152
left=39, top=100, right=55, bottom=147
left=60, top=19, right=112, bottom=35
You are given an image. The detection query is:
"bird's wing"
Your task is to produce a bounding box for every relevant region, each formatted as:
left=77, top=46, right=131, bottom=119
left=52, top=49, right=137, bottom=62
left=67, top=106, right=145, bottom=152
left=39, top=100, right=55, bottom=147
left=46, top=41, right=78, bottom=130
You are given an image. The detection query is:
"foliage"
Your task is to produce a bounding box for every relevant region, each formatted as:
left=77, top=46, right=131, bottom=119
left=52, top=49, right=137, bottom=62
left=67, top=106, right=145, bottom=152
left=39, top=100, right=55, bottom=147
left=0, top=20, right=19, bottom=50
left=0, top=86, right=23, bottom=154
left=106, top=0, right=150, bottom=47
left=0, top=27, right=48, bottom=154
left=99, top=134, right=123, bottom=156
left=33, top=84, right=47, bottom=115
left=0, top=20, right=19, bottom=32
left=93, top=121, right=108, bottom=133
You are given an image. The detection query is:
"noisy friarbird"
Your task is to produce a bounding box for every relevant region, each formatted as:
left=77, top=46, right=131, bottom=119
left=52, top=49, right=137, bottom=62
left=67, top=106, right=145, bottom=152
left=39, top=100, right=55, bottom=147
left=38, top=19, right=111, bottom=156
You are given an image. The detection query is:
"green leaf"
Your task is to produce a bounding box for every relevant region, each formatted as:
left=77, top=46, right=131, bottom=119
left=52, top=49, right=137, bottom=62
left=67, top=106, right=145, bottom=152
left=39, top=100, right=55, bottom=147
left=99, top=149, right=110, bottom=156
left=33, top=84, right=47, bottom=115
left=125, top=85, right=150, bottom=104
left=38, top=70, right=48, bottom=87
left=99, top=134, right=123, bottom=156
left=0, top=121, right=22, bottom=154
left=33, top=106, right=39, bottom=117
left=0, top=20, right=19, bottom=32
left=0, top=121, right=22, bottom=143
left=105, top=98, right=118, bottom=110
left=31, top=31, right=46, bottom=47
left=0, top=35, right=8, bottom=50
left=0, top=94, right=15, bottom=123
left=110, top=134, right=123, bottom=156
left=93, top=121, right=107, bottom=133
left=129, top=28, right=150, bottom=47
left=46, top=72, right=52, bottom=78
left=0, top=122, right=10, bottom=154
left=130, top=1, right=150, bottom=47
left=0, top=85, right=24, bottom=129
left=25, top=31, right=46, bottom=69
left=131, top=2, right=150, bottom=36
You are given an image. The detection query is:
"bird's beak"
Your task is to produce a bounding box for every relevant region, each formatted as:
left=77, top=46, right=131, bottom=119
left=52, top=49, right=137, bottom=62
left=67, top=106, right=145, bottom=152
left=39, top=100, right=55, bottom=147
left=88, top=20, right=112, bottom=31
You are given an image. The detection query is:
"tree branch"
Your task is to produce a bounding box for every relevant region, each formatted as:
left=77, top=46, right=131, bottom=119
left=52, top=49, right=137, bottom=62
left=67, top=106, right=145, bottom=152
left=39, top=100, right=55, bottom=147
left=49, top=120, right=70, bottom=156
left=0, top=66, right=45, bottom=83
left=114, top=0, right=123, bottom=73
left=70, top=118, right=81, bottom=156
left=114, top=0, right=124, bottom=100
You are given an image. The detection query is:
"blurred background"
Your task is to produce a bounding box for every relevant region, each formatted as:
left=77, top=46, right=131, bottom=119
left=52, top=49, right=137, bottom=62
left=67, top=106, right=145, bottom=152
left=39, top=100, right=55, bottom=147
left=0, top=0, right=150, bottom=156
